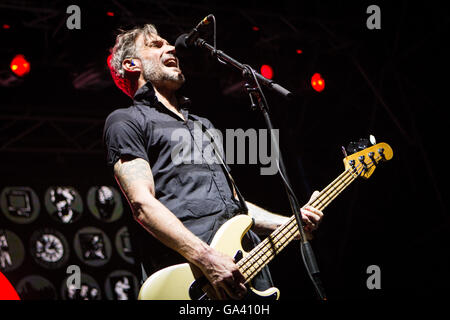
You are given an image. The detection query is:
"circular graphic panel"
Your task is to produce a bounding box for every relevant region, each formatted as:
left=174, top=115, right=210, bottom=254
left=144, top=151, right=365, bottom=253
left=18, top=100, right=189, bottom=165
left=115, top=226, right=135, bottom=264
left=0, top=229, right=25, bottom=272
left=16, top=275, right=57, bottom=300
left=30, top=228, right=69, bottom=269
left=104, top=270, right=139, bottom=300
left=1, top=187, right=40, bottom=224
left=74, top=226, right=112, bottom=267
left=61, top=272, right=101, bottom=300
left=87, top=186, right=123, bottom=223
left=44, top=186, right=83, bottom=224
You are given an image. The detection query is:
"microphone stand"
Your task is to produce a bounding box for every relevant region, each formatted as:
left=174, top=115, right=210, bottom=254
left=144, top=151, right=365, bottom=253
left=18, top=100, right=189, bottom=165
left=192, top=37, right=327, bottom=300
left=194, top=38, right=294, bottom=100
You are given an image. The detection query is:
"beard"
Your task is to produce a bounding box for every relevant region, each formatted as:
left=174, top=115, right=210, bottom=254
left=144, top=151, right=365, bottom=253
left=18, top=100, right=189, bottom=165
left=141, top=57, right=185, bottom=90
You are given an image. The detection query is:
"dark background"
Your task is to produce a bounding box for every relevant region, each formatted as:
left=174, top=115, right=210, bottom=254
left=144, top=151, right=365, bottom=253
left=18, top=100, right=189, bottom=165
left=0, top=0, right=449, bottom=300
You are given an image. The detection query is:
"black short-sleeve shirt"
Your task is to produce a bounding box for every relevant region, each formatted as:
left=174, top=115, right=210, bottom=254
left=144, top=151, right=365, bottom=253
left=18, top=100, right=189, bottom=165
left=103, top=82, right=273, bottom=291
left=103, top=82, right=245, bottom=268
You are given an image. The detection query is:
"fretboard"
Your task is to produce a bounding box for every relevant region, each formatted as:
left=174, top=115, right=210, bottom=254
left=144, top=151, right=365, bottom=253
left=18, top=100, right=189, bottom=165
left=237, top=167, right=359, bottom=283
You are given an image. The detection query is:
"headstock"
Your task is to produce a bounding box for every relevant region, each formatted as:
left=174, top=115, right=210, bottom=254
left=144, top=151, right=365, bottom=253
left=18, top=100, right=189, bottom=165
left=342, top=138, right=393, bottom=179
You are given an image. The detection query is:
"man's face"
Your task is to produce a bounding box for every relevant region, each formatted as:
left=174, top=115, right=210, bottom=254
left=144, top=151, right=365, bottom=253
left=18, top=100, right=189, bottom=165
left=135, top=33, right=185, bottom=89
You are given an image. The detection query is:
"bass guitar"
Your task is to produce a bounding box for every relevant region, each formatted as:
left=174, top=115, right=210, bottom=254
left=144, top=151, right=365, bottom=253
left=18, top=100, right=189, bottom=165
left=138, top=141, right=393, bottom=300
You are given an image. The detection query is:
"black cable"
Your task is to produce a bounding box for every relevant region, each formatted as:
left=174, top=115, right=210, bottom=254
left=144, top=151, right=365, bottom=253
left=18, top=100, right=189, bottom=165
left=196, top=14, right=326, bottom=300
left=243, top=64, right=327, bottom=301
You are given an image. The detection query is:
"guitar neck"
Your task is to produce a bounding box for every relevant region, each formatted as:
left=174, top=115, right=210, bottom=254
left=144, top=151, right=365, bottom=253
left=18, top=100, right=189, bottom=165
left=237, top=168, right=359, bottom=283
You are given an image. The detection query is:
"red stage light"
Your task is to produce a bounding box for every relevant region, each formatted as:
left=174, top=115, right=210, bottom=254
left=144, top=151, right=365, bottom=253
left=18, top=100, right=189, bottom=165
left=311, top=73, right=325, bottom=92
left=252, top=26, right=260, bottom=31
left=0, top=271, right=20, bottom=300
left=3, top=24, right=10, bottom=29
left=260, top=65, right=273, bottom=79
left=106, top=11, right=114, bottom=17
left=296, top=49, right=303, bottom=54
left=10, top=54, right=30, bottom=77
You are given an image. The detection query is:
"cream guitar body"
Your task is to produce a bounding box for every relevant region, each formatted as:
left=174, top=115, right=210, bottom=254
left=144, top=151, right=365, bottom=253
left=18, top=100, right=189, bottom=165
left=138, top=214, right=280, bottom=300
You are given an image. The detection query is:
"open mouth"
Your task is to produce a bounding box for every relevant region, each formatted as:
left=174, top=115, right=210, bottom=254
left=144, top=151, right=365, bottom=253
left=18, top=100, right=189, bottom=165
left=163, top=58, right=178, bottom=67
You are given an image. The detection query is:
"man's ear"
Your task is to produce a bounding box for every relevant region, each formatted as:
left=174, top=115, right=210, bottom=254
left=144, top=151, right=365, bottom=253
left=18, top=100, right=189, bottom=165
left=122, top=58, right=141, bottom=73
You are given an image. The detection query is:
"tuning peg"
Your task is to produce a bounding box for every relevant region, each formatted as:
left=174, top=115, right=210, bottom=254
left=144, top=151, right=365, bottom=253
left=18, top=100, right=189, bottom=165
left=348, top=159, right=357, bottom=173
left=358, top=155, right=368, bottom=172
left=378, top=147, right=386, bottom=161
left=369, top=135, right=376, bottom=145
left=368, top=151, right=377, bottom=166
left=341, top=146, right=348, bottom=158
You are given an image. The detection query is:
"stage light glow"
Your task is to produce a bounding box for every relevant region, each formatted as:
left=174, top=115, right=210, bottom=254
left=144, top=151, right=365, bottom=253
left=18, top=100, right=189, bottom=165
left=311, top=73, right=325, bottom=92
left=106, top=11, right=114, bottom=17
left=252, top=26, right=259, bottom=31
left=260, top=65, right=273, bottom=79
left=296, top=49, right=303, bottom=54
left=107, top=54, right=112, bottom=68
left=0, top=272, right=20, bottom=300
left=3, top=24, right=11, bottom=29
left=10, top=54, right=30, bottom=77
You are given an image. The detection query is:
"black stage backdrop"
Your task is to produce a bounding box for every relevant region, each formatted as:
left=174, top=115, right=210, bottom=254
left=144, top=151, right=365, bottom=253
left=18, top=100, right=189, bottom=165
left=0, top=0, right=449, bottom=301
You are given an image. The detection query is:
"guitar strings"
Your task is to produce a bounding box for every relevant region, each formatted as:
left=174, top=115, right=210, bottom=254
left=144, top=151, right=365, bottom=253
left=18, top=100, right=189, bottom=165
left=237, top=171, right=355, bottom=279
left=239, top=156, right=381, bottom=281
left=201, top=161, right=364, bottom=299
left=238, top=170, right=357, bottom=280
left=198, top=151, right=383, bottom=299
left=238, top=156, right=381, bottom=282
left=238, top=164, right=362, bottom=280
left=239, top=158, right=372, bottom=280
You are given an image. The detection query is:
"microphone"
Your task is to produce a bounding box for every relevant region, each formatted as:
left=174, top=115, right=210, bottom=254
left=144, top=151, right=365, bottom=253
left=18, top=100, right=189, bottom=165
left=175, top=14, right=213, bottom=53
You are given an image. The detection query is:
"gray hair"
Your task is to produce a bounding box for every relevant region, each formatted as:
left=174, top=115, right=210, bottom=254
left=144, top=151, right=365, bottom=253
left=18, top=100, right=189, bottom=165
left=109, top=24, right=158, bottom=95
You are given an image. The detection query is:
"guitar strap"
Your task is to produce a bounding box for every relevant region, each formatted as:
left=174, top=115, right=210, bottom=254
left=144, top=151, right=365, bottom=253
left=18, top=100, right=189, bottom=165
left=189, top=115, right=249, bottom=214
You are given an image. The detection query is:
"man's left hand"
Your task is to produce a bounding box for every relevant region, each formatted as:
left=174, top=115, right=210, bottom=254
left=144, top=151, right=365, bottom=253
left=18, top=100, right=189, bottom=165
left=300, top=191, right=323, bottom=238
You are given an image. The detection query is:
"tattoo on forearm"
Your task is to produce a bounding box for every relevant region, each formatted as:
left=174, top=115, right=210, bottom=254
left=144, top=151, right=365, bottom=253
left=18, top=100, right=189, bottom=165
left=115, top=158, right=154, bottom=193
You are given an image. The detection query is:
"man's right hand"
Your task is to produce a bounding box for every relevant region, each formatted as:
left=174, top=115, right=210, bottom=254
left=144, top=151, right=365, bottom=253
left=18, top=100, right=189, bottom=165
left=195, top=247, right=247, bottom=300
left=114, top=157, right=247, bottom=300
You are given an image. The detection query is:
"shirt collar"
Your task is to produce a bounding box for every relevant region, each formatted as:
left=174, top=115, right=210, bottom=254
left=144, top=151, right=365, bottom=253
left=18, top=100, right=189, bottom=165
left=133, top=81, right=158, bottom=106
left=133, top=81, right=191, bottom=117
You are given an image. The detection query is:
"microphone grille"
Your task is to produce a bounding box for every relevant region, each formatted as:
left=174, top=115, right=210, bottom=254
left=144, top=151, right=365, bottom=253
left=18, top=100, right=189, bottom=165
left=174, top=33, right=189, bottom=56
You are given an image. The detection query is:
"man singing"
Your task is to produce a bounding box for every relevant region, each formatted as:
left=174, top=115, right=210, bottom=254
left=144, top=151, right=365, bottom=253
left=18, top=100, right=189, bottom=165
left=103, top=24, right=323, bottom=299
